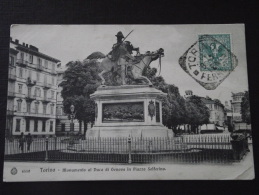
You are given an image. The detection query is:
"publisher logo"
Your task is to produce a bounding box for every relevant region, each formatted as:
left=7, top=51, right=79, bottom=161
left=11, top=167, right=17, bottom=175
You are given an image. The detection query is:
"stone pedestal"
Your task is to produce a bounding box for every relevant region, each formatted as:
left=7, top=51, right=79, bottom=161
left=86, top=85, right=173, bottom=138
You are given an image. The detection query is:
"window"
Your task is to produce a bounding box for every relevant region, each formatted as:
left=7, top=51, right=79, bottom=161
left=20, top=52, right=24, bottom=60
left=37, top=58, right=42, bottom=66
left=29, top=55, right=33, bottom=63
left=19, top=68, right=23, bottom=78
left=36, top=72, right=40, bottom=81
left=60, top=107, right=63, bottom=115
left=27, top=102, right=31, bottom=113
left=15, top=119, right=21, bottom=132
left=17, top=100, right=22, bottom=112
left=44, top=75, right=47, bottom=84
left=44, top=90, right=47, bottom=99
left=28, top=87, right=31, bottom=97
left=52, top=76, right=55, bottom=85
left=35, top=87, right=41, bottom=97
left=52, top=63, right=55, bottom=72
left=50, top=104, right=54, bottom=115
left=18, top=84, right=23, bottom=94
left=44, top=60, right=48, bottom=68
left=34, top=119, right=38, bottom=132
left=9, top=56, right=14, bottom=66
left=51, top=91, right=55, bottom=99
left=35, top=102, right=39, bottom=114
left=57, top=106, right=63, bottom=115
left=50, top=121, right=53, bottom=132
left=42, top=121, right=46, bottom=132
left=43, top=104, right=47, bottom=114
left=25, top=119, right=30, bottom=132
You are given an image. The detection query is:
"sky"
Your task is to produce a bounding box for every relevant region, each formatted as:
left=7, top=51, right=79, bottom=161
left=10, top=24, right=249, bottom=104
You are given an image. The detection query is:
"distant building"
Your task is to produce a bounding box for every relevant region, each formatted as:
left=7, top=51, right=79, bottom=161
left=185, top=90, right=225, bottom=127
left=6, top=38, right=60, bottom=137
left=228, top=92, right=250, bottom=130
left=230, top=92, right=244, bottom=122
left=224, top=101, right=233, bottom=129
left=200, top=97, right=225, bottom=126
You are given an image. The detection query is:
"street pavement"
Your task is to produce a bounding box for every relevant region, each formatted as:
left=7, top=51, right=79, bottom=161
left=3, top=145, right=254, bottom=181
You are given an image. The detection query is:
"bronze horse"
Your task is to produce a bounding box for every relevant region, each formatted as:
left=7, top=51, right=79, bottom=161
left=87, top=46, right=164, bottom=85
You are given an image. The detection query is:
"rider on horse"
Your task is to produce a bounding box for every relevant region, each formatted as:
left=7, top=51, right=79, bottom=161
left=108, top=31, right=139, bottom=85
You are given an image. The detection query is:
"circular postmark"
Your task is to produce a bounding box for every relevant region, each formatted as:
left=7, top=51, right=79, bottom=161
left=179, top=34, right=238, bottom=90
left=11, top=167, right=17, bottom=175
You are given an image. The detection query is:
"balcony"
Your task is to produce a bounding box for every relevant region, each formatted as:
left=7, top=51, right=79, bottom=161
left=8, top=74, right=16, bottom=81
left=43, top=82, right=52, bottom=89
left=25, top=94, right=36, bottom=102
left=42, top=96, right=51, bottom=103
left=26, top=77, right=36, bottom=86
left=36, top=64, right=44, bottom=71
left=28, top=112, right=55, bottom=119
left=16, top=59, right=28, bottom=67
left=7, top=91, right=15, bottom=98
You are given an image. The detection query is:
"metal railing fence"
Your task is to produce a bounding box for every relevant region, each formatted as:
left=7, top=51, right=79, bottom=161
left=4, top=134, right=243, bottom=164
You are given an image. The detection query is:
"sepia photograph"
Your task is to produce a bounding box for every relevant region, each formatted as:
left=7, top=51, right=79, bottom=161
left=3, top=24, right=254, bottom=181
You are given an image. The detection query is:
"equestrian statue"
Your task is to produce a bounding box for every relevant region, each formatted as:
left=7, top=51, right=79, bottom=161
left=87, top=31, right=164, bottom=86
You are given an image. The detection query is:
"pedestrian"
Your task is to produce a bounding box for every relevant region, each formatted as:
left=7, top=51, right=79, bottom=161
left=26, top=133, right=33, bottom=151
left=18, top=132, right=25, bottom=153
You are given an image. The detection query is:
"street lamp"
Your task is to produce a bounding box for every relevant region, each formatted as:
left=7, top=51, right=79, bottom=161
left=70, top=104, right=75, bottom=132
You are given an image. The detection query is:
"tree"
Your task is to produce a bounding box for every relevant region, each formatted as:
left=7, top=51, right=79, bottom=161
left=60, top=60, right=100, bottom=135
left=185, top=96, right=210, bottom=133
left=241, top=91, right=251, bottom=124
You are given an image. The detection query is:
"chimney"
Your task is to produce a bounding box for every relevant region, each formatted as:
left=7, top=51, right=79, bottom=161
left=23, top=43, right=25, bottom=46
left=15, top=39, right=19, bottom=44
left=26, top=44, right=28, bottom=47
left=29, top=45, right=39, bottom=52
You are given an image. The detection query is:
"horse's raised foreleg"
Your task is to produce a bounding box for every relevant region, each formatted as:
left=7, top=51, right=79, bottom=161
left=98, top=70, right=107, bottom=85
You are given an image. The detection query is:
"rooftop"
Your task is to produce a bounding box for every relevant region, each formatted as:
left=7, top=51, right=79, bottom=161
left=10, top=38, right=60, bottom=63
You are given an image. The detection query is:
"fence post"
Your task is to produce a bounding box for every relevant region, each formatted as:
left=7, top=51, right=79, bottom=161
left=128, top=135, right=132, bottom=164
left=45, top=136, right=49, bottom=161
left=54, top=136, right=57, bottom=151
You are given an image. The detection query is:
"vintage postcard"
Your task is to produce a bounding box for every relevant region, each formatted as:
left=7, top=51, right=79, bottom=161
left=3, top=24, right=254, bottom=181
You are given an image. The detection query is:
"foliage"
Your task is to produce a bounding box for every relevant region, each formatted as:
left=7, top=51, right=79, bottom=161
left=241, top=91, right=251, bottom=124
left=144, top=66, right=210, bottom=134
left=60, top=60, right=100, bottom=134
left=185, top=96, right=210, bottom=126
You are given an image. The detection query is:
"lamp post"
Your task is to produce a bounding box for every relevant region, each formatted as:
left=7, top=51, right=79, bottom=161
left=70, top=104, right=75, bottom=132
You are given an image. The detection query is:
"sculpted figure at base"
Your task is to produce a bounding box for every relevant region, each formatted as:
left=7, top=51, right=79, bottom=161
left=87, top=31, right=164, bottom=86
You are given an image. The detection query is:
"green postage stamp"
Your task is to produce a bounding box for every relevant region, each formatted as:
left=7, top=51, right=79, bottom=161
left=199, top=34, right=232, bottom=71
left=179, top=34, right=238, bottom=90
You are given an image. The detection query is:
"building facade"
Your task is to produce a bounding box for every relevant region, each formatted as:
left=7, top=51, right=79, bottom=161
left=230, top=92, right=244, bottom=123
left=200, top=97, right=225, bottom=127
left=185, top=90, right=225, bottom=127
left=6, top=38, right=60, bottom=137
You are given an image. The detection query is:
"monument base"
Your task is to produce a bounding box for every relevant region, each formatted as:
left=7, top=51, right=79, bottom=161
left=87, top=85, right=173, bottom=138
left=86, top=126, right=173, bottom=138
